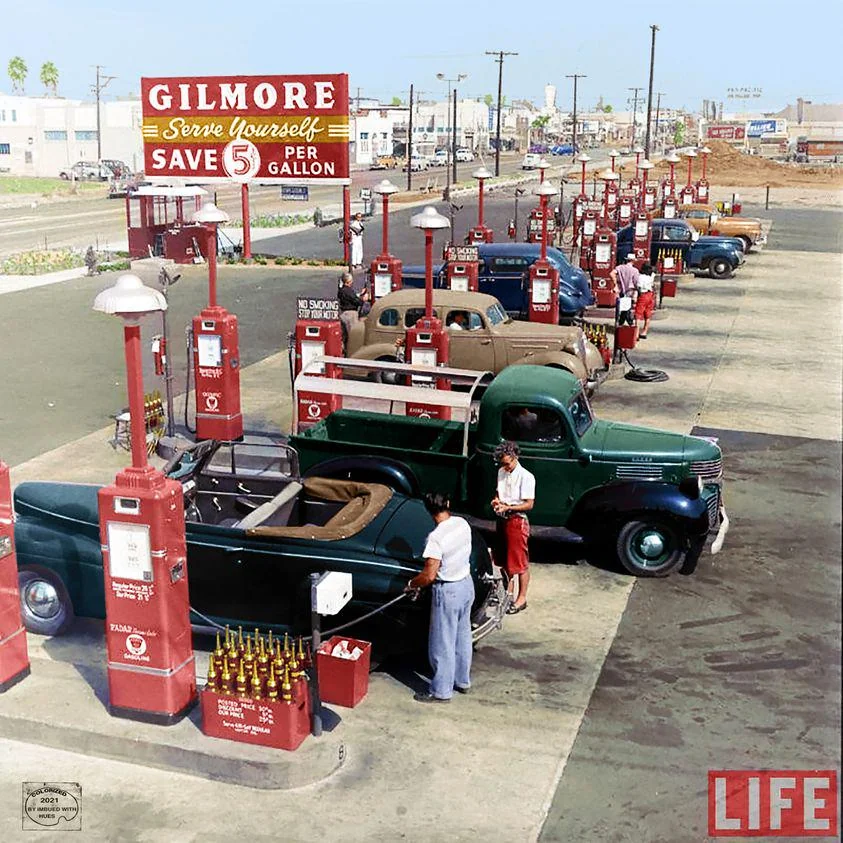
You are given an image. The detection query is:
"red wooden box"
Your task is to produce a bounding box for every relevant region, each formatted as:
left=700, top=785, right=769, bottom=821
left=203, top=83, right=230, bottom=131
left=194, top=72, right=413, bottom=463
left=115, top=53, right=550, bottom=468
left=316, top=636, right=371, bottom=708
left=615, top=324, right=639, bottom=350
left=200, top=683, right=310, bottom=751
left=660, top=277, right=677, bottom=298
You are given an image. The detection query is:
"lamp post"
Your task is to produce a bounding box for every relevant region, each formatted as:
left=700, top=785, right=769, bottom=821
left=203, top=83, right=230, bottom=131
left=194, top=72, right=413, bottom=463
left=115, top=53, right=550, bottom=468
left=577, top=152, right=591, bottom=196
left=470, top=166, right=494, bottom=243
left=681, top=148, right=698, bottom=205
left=437, top=72, right=467, bottom=195
left=639, top=158, right=655, bottom=211
left=373, top=179, right=398, bottom=255
left=93, top=275, right=196, bottom=724
left=370, top=179, right=402, bottom=299
left=527, top=181, right=560, bottom=324
left=190, top=200, right=243, bottom=442
left=684, top=148, right=697, bottom=187
left=534, top=181, right=557, bottom=262
left=698, top=145, right=711, bottom=180
left=538, top=158, right=550, bottom=184
left=665, top=152, right=679, bottom=183
left=608, top=149, right=619, bottom=172
left=696, top=145, right=711, bottom=202
left=633, top=145, right=645, bottom=179
left=599, top=167, right=620, bottom=223
left=411, top=206, right=450, bottom=318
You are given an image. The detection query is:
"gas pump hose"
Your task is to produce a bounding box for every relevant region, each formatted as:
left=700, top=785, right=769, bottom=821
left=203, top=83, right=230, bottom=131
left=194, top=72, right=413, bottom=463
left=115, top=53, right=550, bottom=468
left=189, top=593, right=410, bottom=641
left=620, top=349, right=670, bottom=383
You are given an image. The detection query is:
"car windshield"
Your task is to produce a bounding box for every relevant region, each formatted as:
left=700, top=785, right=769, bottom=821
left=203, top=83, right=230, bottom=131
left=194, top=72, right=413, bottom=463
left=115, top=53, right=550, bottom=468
left=486, top=303, right=510, bottom=326
left=569, top=392, right=593, bottom=436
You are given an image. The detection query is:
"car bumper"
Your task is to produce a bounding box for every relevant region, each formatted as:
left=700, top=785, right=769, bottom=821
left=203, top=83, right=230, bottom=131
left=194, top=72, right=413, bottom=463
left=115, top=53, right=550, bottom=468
left=702, top=485, right=729, bottom=553
left=471, top=571, right=509, bottom=643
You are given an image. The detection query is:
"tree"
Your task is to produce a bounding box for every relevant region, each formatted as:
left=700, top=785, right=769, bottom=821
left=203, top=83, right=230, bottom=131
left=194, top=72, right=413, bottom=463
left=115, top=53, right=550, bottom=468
left=673, top=122, right=685, bottom=146
left=39, top=61, right=59, bottom=96
left=390, top=96, right=402, bottom=106
left=484, top=94, right=493, bottom=107
left=7, top=56, right=27, bottom=94
left=603, top=104, right=613, bottom=113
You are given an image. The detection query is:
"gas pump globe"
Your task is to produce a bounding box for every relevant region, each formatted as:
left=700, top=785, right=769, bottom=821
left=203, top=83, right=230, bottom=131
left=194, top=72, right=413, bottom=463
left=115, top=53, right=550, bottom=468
left=369, top=179, right=402, bottom=300
left=528, top=182, right=560, bottom=325
left=190, top=201, right=243, bottom=442
left=467, top=167, right=494, bottom=244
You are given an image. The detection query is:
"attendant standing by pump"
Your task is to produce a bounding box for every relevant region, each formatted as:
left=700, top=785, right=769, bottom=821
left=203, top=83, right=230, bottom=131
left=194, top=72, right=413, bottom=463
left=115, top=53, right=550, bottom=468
left=492, top=441, right=535, bottom=614
left=337, top=272, right=369, bottom=351
left=635, top=262, right=656, bottom=339
left=349, top=213, right=365, bottom=269
left=610, top=253, right=639, bottom=326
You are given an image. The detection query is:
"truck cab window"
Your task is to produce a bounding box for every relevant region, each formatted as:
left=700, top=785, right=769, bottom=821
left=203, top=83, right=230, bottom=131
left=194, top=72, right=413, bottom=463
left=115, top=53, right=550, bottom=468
left=501, top=406, right=565, bottom=444
left=568, top=393, right=594, bottom=436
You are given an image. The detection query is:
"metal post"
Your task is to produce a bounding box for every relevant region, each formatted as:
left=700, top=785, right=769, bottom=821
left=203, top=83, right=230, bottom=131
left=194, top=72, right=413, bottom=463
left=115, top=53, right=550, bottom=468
left=240, top=184, right=251, bottom=259
left=644, top=25, right=659, bottom=158
left=765, top=185, right=770, bottom=210
left=207, top=225, right=218, bottom=308
left=381, top=193, right=390, bottom=254
left=445, top=85, right=452, bottom=199
left=477, top=178, right=485, bottom=227
left=628, top=87, right=641, bottom=146
left=654, top=92, right=663, bottom=155
left=309, top=573, right=323, bottom=738
left=123, top=324, right=148, bottom=470
left=566, top=74, right=586, bottom=155
left=452, top=88, right=458, bottom=186
left=424, top=229, right=434, bottom=318
left=486, top=50, right=518, bottom=177
left=95, top=65, right=102, bottom=162
left=407, top=84, right=414, bottom=192
left=342, top=185, right=351, bottom=266
left=540, top=193, right=548, bottom=262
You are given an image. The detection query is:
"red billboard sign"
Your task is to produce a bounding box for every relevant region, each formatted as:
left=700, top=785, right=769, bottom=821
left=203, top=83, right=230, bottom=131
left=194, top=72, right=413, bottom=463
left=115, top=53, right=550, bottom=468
left=140, top=75, right=350, bottom=183
left=706, top=124, right=747, bottom=140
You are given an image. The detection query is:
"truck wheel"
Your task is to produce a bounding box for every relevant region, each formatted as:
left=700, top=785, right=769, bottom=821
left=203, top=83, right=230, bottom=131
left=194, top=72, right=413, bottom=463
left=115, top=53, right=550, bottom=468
left=18, top=567, right=75, bottom=635
left=615, top=517, right=685, bottom=577
left=709, top=258, right=732, bottom=279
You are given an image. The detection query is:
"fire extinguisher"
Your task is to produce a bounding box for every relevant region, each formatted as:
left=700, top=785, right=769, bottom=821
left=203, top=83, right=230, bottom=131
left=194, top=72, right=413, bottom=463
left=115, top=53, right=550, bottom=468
left=151, top=335, right=166, bottom=377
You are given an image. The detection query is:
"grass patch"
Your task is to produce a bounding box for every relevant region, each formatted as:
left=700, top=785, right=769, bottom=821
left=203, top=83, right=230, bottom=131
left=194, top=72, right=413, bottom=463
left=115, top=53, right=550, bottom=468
left=0, top=248, right=85, bottom=275
left=0, top=175, right=106, bottom=196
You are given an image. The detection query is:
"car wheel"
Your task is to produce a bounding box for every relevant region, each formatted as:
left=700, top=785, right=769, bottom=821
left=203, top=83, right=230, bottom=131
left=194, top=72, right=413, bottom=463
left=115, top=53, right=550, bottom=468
left=615, top=517, right=685, bottom=577
left=370, top=356, right=407, bottom=386
left=739, top=236, right=752, bottom=253
left=18, top=567, right=75, bottom=636
left=709, top=258, right=732, bottom=279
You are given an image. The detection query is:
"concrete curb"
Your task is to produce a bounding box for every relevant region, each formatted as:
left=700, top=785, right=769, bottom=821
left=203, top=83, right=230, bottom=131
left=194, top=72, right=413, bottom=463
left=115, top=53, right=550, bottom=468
left=0, top=654, right=345, bottom=790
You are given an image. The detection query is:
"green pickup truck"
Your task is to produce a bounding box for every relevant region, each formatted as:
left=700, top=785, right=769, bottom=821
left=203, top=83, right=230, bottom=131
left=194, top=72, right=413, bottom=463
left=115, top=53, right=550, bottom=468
left=290, top=365, right=728, bottom=577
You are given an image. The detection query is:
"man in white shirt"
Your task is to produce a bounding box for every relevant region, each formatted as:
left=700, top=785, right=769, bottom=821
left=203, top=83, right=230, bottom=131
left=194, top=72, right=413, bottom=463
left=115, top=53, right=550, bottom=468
left=406, top=492, right=475, bottom=702
left=491, top=441, right=535, bottom=614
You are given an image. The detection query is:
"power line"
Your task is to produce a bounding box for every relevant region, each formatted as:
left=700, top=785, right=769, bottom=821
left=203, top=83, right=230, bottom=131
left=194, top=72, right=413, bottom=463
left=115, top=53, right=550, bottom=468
left=644, top=25, right=659, bottom=158
left=565, top=74, right=587, bottom=155
left=485, top=50, right=518, bottom=176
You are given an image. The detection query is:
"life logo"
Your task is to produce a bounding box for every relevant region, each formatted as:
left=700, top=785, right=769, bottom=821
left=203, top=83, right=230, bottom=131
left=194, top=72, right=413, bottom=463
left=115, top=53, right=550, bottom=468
left=125, top=633, right=147, bottom=656
left=222, top=140, right=261, bottom=183
left=709, top=770, right=838, bottom=837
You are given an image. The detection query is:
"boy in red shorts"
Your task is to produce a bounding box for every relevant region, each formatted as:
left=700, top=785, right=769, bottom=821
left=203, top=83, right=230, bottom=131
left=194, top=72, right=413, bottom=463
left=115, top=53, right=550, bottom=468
left=635, top=261, right=656, bottom=339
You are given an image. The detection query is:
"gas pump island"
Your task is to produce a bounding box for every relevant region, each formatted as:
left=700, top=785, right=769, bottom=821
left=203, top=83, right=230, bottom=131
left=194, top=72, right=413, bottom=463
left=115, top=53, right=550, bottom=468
left=369, top=179, right=402, bottom=300
left=527, top=182, right=560, bottom=324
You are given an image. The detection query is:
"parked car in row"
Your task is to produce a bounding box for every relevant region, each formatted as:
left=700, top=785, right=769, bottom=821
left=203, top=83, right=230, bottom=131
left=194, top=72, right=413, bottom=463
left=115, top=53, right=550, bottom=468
left=402, top=154, right=430, bottom=172
left=456, top=147, right=474, bottom=162
left=13, top=439, right=508, bottom=649
left=432, top=149, right=450, bottom=167
left=522, top=153, right=543, bottom=170
left=674, top=204, right=765, bottom=252
left=59, top=161, right=112, bottom=181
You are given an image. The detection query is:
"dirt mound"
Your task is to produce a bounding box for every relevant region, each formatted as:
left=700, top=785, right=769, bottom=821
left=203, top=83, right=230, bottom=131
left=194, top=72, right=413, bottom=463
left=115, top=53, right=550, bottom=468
left=653, top=140, right=843, bottom=189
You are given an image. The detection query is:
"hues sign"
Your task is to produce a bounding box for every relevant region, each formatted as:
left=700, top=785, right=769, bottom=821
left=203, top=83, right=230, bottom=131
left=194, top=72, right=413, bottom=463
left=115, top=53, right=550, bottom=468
left=141, top=75, right=350, bottom=183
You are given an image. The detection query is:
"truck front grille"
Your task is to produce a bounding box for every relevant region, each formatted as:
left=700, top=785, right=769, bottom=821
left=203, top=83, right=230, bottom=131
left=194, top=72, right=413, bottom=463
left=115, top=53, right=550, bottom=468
left=615, top=464, right=664, bottom=480
left=705, top=489, right=720, bottom=527
left=691, top=458, right=722, bottom=481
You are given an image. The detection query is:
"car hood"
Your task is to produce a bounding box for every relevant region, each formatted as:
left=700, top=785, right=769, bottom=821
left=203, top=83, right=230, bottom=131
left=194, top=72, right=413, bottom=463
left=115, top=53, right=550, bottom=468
left=580, top=421, right=720, bottom=463
left=496, top=320, right=582, bottom=344
left=697, top=234, right=744, bottom=250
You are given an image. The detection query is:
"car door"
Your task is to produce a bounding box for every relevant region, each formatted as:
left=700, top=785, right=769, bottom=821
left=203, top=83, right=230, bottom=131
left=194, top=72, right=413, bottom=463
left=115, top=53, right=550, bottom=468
left=480, top=256, right=531, bottom=315
left=444, top=308, right=496, bottom=371
left=661, top=223, right=693, bottom=263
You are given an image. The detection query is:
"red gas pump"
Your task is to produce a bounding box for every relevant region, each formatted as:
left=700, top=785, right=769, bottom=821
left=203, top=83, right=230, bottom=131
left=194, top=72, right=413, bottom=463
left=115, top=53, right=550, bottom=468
left=1, top=460, right=30, bottom=693
left=405, top=317, right=451, bottom=419
left=191, top=203, right=243, bottom=442
left=527, top=206, right=556, bottom=244
left=603, top=183, right=619, bottom=227
left=528, top=182, right=560, bottom=325
left=466, top=225, right=493, bottom=245
left=626, top=177, right=642, bottom=206
left=572, top=194, right=588, bottom=242
left=618, top=192, right=635, bottom=229
left=679, top=184, right=697, bottom=206
left=293, top=298, right=344, bottom=432
left=468, top=167, right=494, bottom=244
left=445, top=245, right=480, bottom=292
left=632, top=211, right=652, bottom=267
left=662, top=177, right=675, bottom=200
left=578, top=207, right=601, bottom=272
left=662, top=197, right=678, bottom=220
left=590, top=226, right=618, bottom=307
left=369, top=179, right=402, bottom=300
left=151, top=335, right=166, bottom=377
left=695, top=178, right=710, bottom=203
left=642, top=185, right=658, bottom=213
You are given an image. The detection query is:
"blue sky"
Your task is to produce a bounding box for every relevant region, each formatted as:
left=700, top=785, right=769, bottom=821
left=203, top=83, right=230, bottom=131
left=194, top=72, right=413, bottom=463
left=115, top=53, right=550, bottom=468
left=3, top=0, right=841, bottom=113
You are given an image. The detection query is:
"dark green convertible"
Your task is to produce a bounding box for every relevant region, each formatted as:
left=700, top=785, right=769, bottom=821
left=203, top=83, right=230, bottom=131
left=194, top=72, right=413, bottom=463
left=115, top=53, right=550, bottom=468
left=13, top=440, right=506, bottom=650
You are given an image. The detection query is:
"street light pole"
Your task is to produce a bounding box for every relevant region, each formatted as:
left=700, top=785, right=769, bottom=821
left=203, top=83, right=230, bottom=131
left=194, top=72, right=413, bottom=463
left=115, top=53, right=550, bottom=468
left=628, top=86, right=642, bottom=146
left=566, top=73, right=587, bottom=154
left=486, top=50, right=518, bottom=177
left=644, top=25, right=659, bottom=158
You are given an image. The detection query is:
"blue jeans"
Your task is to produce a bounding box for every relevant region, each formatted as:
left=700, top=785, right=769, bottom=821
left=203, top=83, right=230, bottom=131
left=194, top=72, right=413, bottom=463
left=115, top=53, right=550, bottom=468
left=429, top=576, right=475, bottom=699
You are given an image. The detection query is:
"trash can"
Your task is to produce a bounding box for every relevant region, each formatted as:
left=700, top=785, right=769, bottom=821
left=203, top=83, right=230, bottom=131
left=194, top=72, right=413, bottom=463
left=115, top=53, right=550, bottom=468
left=615, top=325, right=639, bottom=350
left=316, top=636, right=371, bottom=708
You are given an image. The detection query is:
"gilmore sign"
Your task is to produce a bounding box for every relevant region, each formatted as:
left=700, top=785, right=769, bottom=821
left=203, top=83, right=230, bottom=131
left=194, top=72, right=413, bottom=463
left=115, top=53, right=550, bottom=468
left=141, top=75, right=350, bottom=183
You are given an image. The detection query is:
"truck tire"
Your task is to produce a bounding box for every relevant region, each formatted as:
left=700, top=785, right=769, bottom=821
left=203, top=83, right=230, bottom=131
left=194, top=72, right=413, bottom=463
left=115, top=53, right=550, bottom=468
left=615, top=517, right=685, bottom=577
left=18, top=566, right=75, bottom=636
left=709, top=258, right=732, bottom=279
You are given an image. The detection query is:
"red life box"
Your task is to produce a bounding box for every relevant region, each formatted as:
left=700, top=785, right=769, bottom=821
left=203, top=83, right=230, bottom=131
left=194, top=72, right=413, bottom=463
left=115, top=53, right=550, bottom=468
left=661, top=277, right=678, bottom=298
left=200, top=684, right=310, bottom=751
left=708, top=770, right=838, bottom=837
left=316, top=636, right=371, bottom=708
left=615, top=324, right=639, bottom=350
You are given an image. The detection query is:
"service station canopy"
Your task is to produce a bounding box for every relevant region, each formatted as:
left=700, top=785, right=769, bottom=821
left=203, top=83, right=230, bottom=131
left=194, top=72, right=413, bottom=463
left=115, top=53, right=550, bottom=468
left=141, top=74, right=350, bottom=184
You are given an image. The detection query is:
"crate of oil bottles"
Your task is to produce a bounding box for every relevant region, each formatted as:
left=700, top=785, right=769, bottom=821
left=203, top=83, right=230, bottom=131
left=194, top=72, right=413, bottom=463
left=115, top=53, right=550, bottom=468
left=200, top=627, right=312, bottom=751
left=583, top=323, right=612, bottom=368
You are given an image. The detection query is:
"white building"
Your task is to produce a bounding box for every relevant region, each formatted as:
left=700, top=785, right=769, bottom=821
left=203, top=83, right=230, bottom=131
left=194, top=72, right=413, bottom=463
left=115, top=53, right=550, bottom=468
left=350, top=108, right=395, bottom=166
left=0, top=93, right=144, bottom=177
left=407, top=99, right=490, bottom=155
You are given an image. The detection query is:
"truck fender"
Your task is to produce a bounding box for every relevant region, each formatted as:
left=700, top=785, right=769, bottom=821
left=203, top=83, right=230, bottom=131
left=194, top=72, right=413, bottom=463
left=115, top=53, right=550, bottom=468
left=566, top=480, right=710, bottom=543
left=302, top=455, right=420, bottom=497
left=510, top=351, right=587, bottom=382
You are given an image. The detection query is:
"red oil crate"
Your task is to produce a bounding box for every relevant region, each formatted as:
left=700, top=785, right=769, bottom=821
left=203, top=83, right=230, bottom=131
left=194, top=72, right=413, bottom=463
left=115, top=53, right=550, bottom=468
left=615, top=325, right=639, bottom=350
left=316, top=637, right=371, bottom=708
left=200, top=683, right=310, bottom=751
left=660, top=277, right=677, bottom=298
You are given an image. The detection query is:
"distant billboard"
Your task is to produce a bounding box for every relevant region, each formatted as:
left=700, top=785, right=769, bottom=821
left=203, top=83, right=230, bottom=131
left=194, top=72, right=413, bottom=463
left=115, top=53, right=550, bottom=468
left=747, top=119, right=776, bottom=137
left=706, top=124, right=746, bottom=140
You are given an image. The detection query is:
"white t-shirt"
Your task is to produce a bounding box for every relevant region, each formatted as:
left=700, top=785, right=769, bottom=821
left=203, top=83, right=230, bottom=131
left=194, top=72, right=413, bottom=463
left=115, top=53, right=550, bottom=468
left=637, top=273, right=654, bottom=293
left=422, top=515, right=472, bottom=582
left=497, top=462, right=536, bottom=507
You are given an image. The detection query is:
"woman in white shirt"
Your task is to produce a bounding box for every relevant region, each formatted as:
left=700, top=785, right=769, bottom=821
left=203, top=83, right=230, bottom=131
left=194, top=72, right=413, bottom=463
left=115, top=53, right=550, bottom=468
left=635, top=262, right=656, bottom=339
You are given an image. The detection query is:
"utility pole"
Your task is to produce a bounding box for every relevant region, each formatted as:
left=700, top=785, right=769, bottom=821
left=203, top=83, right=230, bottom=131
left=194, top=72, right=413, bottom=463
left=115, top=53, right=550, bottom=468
left=655, top=92, right=664, bottom=153
left=644, top=25, right=659, bottom=158
left=452, top=88, right=458, bottom=186
left=486, top=50, right=518, bottom=176
left=91, top=65, right=116, bottom=161
left=628, top=86, right=642, bottom=146
left=407, top=84, right=414, bottom=191
left=565, top=73, right=587, bottom=154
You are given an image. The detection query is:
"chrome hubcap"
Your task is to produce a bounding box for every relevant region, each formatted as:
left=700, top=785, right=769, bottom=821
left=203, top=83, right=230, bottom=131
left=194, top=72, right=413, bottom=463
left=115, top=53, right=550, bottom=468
left=25, top=581, right=60, bottom=619
left=637, top=530, right=666, bottom=560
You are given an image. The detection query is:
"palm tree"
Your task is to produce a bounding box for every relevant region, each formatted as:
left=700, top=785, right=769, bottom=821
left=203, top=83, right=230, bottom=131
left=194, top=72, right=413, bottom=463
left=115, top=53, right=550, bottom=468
left=8, top=56, right=28, bottom=94
left=40, top=61, right=59, bottom=96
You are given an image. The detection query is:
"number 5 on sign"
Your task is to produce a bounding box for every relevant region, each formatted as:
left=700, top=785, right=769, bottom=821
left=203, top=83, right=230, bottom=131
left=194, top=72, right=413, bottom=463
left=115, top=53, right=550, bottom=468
left=223, top=140, right=261, bottom=182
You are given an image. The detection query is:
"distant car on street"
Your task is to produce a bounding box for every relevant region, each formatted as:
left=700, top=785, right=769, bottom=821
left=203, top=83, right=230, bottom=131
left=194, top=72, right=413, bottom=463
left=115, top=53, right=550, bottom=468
left=432, top=149, right=450, bottom=167
left=402, top=154, right=430, bottom=172
left=59, top=161, right=112, bottom=181
left=456, top=147, right=474, bottom=162
left=522, top=153, right=543, bottom=169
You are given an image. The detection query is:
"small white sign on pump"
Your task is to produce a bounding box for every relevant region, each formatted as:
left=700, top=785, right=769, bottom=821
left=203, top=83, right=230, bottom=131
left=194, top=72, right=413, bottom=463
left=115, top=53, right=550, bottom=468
left=311, top=571, right=353, bottom=615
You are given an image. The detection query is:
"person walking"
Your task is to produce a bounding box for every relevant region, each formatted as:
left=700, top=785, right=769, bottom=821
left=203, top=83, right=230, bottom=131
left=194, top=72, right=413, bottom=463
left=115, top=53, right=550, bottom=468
left=349, top=212, right=365, bottom=269
left=337, top=271, right=369, bottom=351
left=635, top=261, right=656, bottom=339
left=610, top=253, right=640, bottom=326
left=491, top=441, right=535, bottom=614
left=406, top=493, right=475, bottom=703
